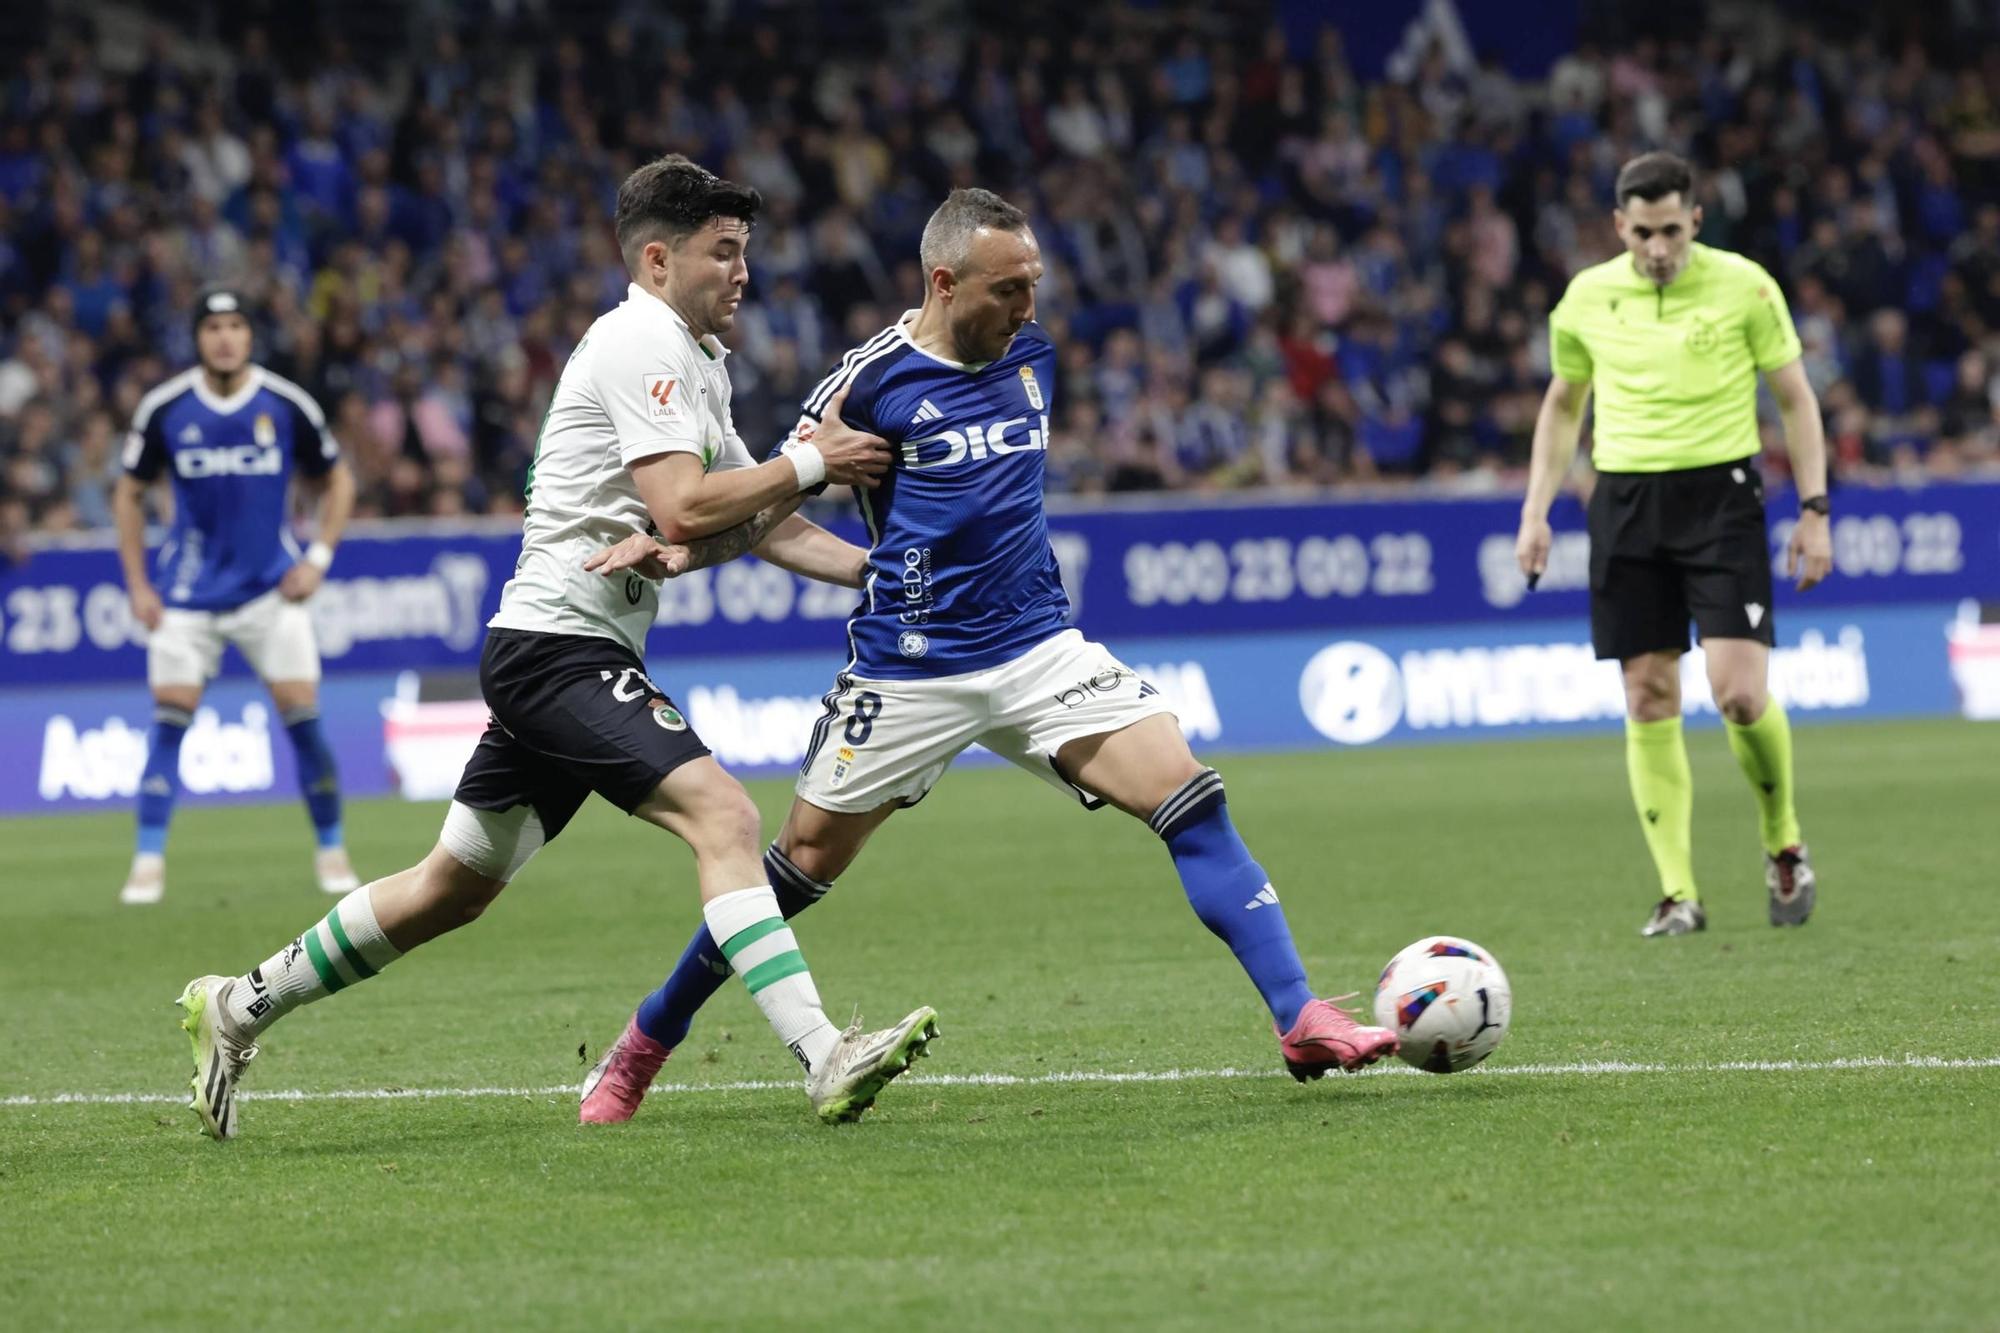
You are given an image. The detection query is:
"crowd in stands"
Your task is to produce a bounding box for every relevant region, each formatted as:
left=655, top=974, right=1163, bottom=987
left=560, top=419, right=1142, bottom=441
left=2, top=1, right=1999, bottom=547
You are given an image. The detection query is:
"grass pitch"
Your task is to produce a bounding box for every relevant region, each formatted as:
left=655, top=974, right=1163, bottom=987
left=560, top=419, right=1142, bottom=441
left=4, top=718, right=1996, bottom=1330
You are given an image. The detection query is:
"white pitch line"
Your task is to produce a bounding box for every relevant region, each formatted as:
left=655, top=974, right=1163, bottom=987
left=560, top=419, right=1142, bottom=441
left=4, top=1054, right=1998, bottom=1109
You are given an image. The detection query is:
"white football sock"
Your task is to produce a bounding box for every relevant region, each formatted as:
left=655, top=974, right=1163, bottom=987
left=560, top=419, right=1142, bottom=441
left=227, top=883, right=403, bottom=1036
left=703, top=885, right=840, bottom=1074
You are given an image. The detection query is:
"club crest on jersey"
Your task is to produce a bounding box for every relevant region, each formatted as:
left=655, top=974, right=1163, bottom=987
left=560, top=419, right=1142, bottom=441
left=643, top=373, right=686, bottom=423
left=253, top=412, right=276, bottom=447
left=898, top=630, right=930, bottom=658
left=1019, top=365, right=1044, bottom=411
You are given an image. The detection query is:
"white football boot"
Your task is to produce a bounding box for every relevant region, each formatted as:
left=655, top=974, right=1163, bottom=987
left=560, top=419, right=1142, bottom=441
left=176, top=975, right=259, bottom=1140
left=315, top=847, right=361, bottom=895
left=807, top=1007, right=940, bottom=1124
left=119, top=853, right=166, bottom=905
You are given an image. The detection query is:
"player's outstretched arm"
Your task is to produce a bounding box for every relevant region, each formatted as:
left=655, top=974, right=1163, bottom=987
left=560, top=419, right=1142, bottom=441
left=630, top=384, right=889, bottom=544
left=1765, top=357, right=1832, bottom=590
left=752, top=513, right=869, bottom=588
left=1516, top=375, right=1592, bottom=582
left=582, top=495, right=806, bottom=581
left=111, top=474, right=162, bottom=630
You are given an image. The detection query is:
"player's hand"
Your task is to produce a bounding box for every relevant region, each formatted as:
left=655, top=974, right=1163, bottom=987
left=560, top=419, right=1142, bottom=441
left=280, top=563, right=324, bottom=601
left=1787, top=511, right=1832, bottom=591
left=1515, top=514, right=1553, bottom=583
left=812, top=383, right=892, bottom=489
left=584, top=533, right=690, bottom=580
left=129, top=583, right=164, bottom=631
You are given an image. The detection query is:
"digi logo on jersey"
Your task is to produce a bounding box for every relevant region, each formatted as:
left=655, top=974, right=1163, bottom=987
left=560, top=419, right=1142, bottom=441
left=899, top=414, right=1052, bottom=469
left=173, top=443, right=283, bottom=478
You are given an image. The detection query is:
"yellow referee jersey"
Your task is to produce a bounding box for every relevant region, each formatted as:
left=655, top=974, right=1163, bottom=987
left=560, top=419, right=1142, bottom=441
left=1548, top=242, right=1803, bottom=472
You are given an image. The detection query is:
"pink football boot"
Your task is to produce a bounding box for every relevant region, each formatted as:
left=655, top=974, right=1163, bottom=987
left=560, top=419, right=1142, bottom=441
left=579, top=1016, right=673, bottom=1124
left=1277, top=996, right=1399, bottom=1080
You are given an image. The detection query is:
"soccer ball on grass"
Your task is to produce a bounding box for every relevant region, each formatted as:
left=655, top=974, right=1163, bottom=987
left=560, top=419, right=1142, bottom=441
left=1373, top=936, right=1512, bottom=1073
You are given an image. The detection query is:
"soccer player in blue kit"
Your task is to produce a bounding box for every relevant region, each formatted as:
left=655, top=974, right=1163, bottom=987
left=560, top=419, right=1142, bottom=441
left=113, top=289, right=359, bottom=904
left=579, top=189, right=1399, bottom=1122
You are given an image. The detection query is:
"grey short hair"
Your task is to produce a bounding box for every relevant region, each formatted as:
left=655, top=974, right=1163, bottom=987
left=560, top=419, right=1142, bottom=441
left=919, top=188, right=1029, bottom=276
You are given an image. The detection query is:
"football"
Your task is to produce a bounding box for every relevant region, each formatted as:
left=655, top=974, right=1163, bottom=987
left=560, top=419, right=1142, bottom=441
left=1373, top=936, right=1513, bottom=1074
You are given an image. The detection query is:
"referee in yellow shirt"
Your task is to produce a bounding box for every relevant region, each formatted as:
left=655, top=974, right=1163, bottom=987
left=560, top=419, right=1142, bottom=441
left=1516, top=152, right=1834, bottom=937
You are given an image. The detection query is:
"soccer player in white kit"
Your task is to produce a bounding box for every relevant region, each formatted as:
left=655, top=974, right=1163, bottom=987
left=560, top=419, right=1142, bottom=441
left=578, top=189, right=1398, bottom=1124
left=172, top=157, right=938, bottom=1139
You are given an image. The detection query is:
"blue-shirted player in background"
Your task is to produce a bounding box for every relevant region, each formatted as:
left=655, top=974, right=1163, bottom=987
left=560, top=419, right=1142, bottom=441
left=578, top=190, right=1399, bottom=1121
left=112, top=288, right=359, bottom=904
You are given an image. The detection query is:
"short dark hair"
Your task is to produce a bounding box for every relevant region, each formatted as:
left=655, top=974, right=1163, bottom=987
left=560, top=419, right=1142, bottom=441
left=614, top=155, right=761, bottom=272
left=1616, top=152, right=1694, bottom=208
left=919, top=187, right=1030, bottom=275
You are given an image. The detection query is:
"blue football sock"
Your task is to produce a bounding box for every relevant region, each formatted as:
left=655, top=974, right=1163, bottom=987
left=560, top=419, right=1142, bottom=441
left=282, top=706, right=344, bottom=850
left=634, top=845, right=831, bottom=1048
left=136, top=705, right=192, bottom=856
left=1153, top=768, right=1315, bottom=1031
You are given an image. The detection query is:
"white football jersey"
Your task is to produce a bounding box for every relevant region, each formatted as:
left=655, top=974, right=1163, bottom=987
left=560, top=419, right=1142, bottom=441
left=489, top=284, right=755, bottom=656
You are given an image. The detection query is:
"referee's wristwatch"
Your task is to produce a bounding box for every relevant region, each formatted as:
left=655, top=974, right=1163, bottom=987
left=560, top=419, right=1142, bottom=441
left=1798, top=494, right=1830, bottom=517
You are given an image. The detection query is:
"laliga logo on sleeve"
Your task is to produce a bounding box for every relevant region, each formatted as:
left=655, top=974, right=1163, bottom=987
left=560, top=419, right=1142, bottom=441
left=643, top=374, right=685, bottom=423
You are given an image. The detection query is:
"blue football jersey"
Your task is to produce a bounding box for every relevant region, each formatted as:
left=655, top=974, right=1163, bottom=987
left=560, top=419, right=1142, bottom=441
left=121, top=366, right=339, bottom=611
left=789, top=317, right=1068, bottom=678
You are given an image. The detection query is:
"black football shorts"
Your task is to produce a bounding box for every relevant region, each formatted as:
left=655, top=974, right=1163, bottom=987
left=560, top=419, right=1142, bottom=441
left=452, top=629, right=711, bottom=838
left=1587, top=457, right=1777, bottom=662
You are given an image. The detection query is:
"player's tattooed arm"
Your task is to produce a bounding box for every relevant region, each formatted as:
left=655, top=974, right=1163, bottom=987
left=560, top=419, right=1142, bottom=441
left=583, top=495, right=803, bottom=580
left=675, top=495, right=804, bottom=572
left=752, top=512, right=870, bottom=588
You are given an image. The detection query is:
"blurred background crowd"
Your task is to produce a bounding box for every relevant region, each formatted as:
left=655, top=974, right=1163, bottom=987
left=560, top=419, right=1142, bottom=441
left=2, top=0, right=1999, bottom=544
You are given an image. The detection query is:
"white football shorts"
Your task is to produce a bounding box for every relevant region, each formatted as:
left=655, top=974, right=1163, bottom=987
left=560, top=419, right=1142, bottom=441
left=795, top=629, right=1177, bottom=813
left=147, top=587, right=322, bottom=688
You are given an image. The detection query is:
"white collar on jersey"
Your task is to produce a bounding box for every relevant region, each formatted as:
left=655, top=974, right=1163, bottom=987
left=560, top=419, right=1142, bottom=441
left=629, top=283, right=729, bottom=361
left=893, top=309, right=991, bottom=372
left=190, top=365, right=265, bottom=415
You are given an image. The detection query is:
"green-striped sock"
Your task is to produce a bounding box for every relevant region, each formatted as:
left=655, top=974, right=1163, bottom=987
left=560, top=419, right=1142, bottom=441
left=228, top=884, right=403, bottom=1036
left=704, top=885, right=839, bottom=1074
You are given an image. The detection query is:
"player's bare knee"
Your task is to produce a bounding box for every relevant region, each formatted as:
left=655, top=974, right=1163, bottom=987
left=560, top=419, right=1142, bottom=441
left=1714, top=684, right=1767, bottom=725
left=267, top=679, right=318, bottom=712
left=678, top=781, right=764, bottom=862
left=1621, top=659, right=1679, bottom=721
left=152, top=685, right=202, bottom=713
left=776, top=825, right=852, bottom=883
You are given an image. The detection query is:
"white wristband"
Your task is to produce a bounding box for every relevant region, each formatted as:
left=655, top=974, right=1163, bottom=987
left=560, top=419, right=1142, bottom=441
left=786, top=441, right=827, bottom=491
left=304, top=541, right=335, bottom=572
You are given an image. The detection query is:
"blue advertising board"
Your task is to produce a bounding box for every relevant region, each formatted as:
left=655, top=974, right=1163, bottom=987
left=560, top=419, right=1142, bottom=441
left=8, top=601, right=1987, bottom=817
left=4, top=481, right=1998, bottom=688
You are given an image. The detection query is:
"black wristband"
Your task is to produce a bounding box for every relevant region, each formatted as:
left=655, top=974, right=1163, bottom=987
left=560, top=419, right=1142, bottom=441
left=1799, top=494, right=1830, bottom=516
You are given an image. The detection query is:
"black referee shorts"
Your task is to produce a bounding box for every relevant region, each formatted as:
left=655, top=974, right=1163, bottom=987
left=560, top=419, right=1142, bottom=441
left=1587, top=457, right=1776, bottom=662
left=452, top=629, right=711, bottom=838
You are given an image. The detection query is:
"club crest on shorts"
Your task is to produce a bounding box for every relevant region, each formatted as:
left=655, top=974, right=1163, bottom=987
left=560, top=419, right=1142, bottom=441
left=898, top=630, right=929, bottom=658
left=830, top=744, right=855, bottom=787
left=651, top=700, right=687, bottom=731
left=1019, top=365, right=1043, bottom=411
